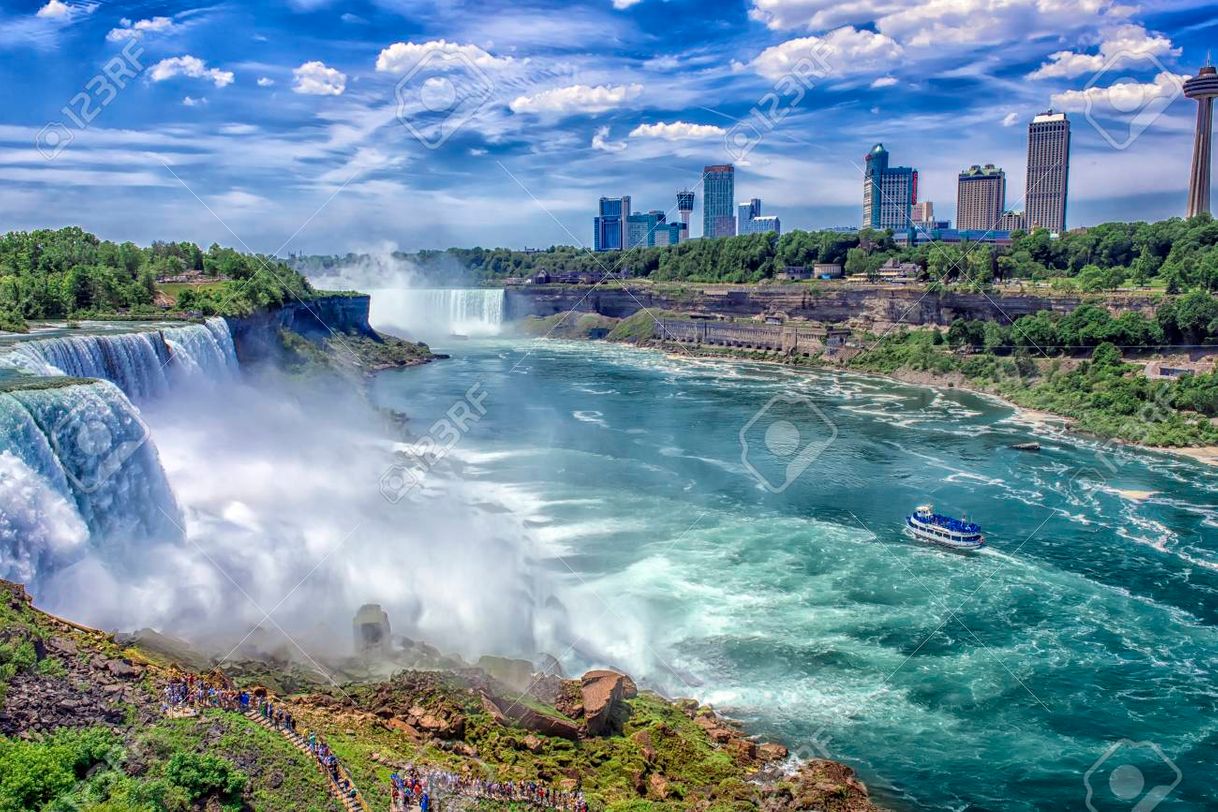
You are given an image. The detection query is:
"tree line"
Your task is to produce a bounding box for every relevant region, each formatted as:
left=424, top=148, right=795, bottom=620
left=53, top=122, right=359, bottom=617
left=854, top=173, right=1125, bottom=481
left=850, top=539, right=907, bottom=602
left=295, top=213, right=1218, bottom=291
left=0, top=227, right=318, bottom=329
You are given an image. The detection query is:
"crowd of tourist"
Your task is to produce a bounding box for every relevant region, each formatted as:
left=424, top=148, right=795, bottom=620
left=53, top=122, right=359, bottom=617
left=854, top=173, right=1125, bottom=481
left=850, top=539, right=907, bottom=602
left=389, top=767, right=588, bottom=812
left=160, top=676, right=588, bottom=812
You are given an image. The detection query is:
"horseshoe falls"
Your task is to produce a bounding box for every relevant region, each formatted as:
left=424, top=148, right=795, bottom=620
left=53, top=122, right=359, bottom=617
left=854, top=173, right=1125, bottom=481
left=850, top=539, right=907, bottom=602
left=365, top=288, right=505, bottom=338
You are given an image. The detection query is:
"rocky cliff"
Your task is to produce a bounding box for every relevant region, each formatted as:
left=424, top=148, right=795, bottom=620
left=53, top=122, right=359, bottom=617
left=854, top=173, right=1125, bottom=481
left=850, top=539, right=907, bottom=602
left=505, top=284, right=1157, bottom=329
left=224, top=294, right=378, bottom=365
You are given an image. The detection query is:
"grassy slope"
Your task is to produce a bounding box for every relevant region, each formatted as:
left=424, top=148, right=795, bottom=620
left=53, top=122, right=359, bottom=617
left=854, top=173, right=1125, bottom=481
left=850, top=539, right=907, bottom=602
left=0, top=581, right=336, bottom=812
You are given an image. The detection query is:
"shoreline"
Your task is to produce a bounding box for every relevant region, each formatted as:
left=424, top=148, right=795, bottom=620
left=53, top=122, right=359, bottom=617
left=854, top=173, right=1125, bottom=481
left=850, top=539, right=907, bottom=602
left=557, top=334, right=1218, bottom=471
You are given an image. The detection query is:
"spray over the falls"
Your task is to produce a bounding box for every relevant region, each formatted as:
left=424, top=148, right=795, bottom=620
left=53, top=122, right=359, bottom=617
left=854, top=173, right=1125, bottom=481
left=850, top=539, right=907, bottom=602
left=0, top=317, right=565, bottom=662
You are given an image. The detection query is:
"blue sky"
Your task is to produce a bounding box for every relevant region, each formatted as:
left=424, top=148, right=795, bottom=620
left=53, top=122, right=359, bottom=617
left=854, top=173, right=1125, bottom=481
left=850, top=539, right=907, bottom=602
left=3, top=0, right=1218, bottom=253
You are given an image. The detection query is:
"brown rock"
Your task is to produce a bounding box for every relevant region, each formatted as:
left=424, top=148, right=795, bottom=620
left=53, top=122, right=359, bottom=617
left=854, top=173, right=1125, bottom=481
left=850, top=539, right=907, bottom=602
left=105, top=659, right=139, bottom=679
left=620, top=674, right=638, bottom=699
left=521, top=734, right=544, bottom=753
left=758, top=742, right=789, bottom=762
left=384, top=718, right=421, bottom=739
left=647, top=773, right=671, bottom=800
left=631, top=730, right=657, bottom=763
left=579, top=670, right=625, bottom=736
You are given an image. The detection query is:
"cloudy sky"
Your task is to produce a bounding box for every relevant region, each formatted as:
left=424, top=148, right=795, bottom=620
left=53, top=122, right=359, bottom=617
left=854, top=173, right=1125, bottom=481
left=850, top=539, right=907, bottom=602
left=2, top=0, right=1217, bottom=253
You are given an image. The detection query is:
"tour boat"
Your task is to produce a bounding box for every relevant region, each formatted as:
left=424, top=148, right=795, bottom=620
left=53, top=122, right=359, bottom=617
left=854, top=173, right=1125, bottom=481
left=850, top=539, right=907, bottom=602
left=905, top=504, right=985, bottom=551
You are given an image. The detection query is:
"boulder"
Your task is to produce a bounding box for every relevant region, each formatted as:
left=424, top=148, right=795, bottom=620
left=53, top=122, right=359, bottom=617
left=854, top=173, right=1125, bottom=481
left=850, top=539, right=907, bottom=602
left=620, top=674, right=639, bottom=699
left=647, top=773, right=671, bottom=800
left=579, top=670, right=626, bottom=736
left=758, top=742, right=789, bottom=762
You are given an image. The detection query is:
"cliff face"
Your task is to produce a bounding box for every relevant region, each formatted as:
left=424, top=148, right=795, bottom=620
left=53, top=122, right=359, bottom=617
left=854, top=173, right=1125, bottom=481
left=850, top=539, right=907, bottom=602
left=224, top=294, right=377, bottom=365
left=506, top=285, right=1157, bottom=328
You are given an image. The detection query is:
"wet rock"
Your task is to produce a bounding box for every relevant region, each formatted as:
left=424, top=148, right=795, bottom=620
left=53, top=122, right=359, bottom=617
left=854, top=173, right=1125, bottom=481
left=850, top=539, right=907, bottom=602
left=579, top=670, right=626, bottom=736
left=758, top=742, right=789, bottom=762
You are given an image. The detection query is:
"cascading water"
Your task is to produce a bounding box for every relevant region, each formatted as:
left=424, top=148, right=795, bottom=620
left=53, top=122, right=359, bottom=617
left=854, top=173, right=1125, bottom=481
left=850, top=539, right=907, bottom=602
left=0, top=382, right=184, bottom=583
left=0, top=319, right=236, bottom=587
left=0, top=317, right=240, bottom=400
left=367, top=288, right=505, bottom=338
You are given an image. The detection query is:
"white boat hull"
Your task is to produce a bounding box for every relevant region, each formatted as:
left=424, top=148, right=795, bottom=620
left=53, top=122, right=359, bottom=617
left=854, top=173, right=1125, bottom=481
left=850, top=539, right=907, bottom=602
left=904, top=518, right=985, bottom=550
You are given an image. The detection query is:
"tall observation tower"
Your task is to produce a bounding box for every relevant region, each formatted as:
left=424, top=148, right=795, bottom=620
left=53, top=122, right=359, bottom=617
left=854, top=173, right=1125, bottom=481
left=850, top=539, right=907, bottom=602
left=1185, top=63, right=1218, bottom=218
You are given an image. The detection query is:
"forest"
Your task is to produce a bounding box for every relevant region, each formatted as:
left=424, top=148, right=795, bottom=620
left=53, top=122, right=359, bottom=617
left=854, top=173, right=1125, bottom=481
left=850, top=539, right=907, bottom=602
left=0, top=227, right=318, bottom=331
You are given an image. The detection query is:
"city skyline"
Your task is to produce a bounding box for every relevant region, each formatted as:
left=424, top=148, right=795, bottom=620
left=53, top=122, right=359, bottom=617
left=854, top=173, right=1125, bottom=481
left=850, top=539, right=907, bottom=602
left=1, top=1, right=1217, bottom=252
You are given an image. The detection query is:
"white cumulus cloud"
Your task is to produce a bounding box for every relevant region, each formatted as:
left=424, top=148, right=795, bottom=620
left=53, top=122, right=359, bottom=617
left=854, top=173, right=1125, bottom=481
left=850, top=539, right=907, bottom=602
left=1029, top=24, right=1180, bottom=79
left=36, top=0, right=74, bottom=19
left=182, top=95, right=206, bottom=107
left=149, top=56, right=234, bottom=88
left=106, top=16, right=176, bottom=41
left=257, top=76, right=275, bottom=87
left=870, top=76, right=898, bottom=88
left=629, top=121, right=725, bottom=140
left=591, top=126, right=627, bottom=152
left=753, top=26, right=903, bottom=81
left=374, top=40, right=515, bottom=74
left=1050, top=70, right=1186, bottom=112
left=509, top=83, right=643, bottom=115
left=292, top=61, right=346, bottom=95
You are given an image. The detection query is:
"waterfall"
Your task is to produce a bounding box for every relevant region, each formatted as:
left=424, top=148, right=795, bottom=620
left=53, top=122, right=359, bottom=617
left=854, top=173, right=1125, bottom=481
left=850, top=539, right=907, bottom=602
left=0, top=319, right=232, bottom=586
left=367, top=288, right=505, bottom=338
left=0, top=317, right=240, bottom=400
left=0, top=381, right=184, bottom=584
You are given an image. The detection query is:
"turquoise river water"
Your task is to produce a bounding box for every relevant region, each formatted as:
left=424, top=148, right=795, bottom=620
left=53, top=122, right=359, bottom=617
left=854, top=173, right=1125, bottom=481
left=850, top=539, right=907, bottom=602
left=372, top=338, right=1217, bottom=812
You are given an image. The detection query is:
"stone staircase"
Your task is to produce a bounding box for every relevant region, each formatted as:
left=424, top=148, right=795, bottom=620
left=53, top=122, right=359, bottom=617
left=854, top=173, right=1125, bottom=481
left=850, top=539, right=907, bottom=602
left=244, top=709, right=370, bottom=812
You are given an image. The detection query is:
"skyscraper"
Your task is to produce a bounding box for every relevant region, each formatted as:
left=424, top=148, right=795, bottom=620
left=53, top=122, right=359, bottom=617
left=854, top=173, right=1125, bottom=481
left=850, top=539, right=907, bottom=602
left=737, top=198, right=761, bottom=234
left=1025, top=111, right=1070, bottom=234
left=594, top=196, right=630, bottom=251
left=863, top=144, right=918, bottom=232
left=703, top=165, right=735, bottom=239
left=1185, top=63, right=1218, bottom=218
left=912, top=201, right=934, bottom=224
left=957, top=164, right=1006, bottom=232
left=737, top=198, right=780, bottom=235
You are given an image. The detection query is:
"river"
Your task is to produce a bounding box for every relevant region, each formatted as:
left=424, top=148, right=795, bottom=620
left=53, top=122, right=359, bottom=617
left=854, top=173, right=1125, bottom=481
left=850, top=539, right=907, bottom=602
left=372, top=337, right=1218, bottom=811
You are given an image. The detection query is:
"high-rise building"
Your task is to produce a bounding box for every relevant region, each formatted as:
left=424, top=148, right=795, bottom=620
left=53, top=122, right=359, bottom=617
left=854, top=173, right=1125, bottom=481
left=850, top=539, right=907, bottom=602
left=998, top=211, right=1027, bottom=232
left=737, top=198, right=780, bottom=235
left=703, top=165, right=735, bottom=239
left=626, top=210, right=662, bottom=249
left=912, top=201, right=934, bottom=223
left=957, top=164, right=1006, bottom=232
left=737, top=198, right=761, bottom=234
left=1025, top=111, right=1070, bottom=234
left=1185, top=63, right=1218, bottom=217
left=594, top=196, right=630, bottom=251
left=863, top=144, right=918, bottom=232
left=677, top=190, right=695, bottom=240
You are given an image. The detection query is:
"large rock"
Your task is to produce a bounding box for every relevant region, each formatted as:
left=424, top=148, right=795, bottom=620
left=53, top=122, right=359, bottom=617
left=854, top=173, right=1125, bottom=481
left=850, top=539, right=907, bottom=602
left=480, top=692, right=581, bottom=740
left=761, top=759, right=877, bottom=811
left=579, top=670, right=626, bottom=736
